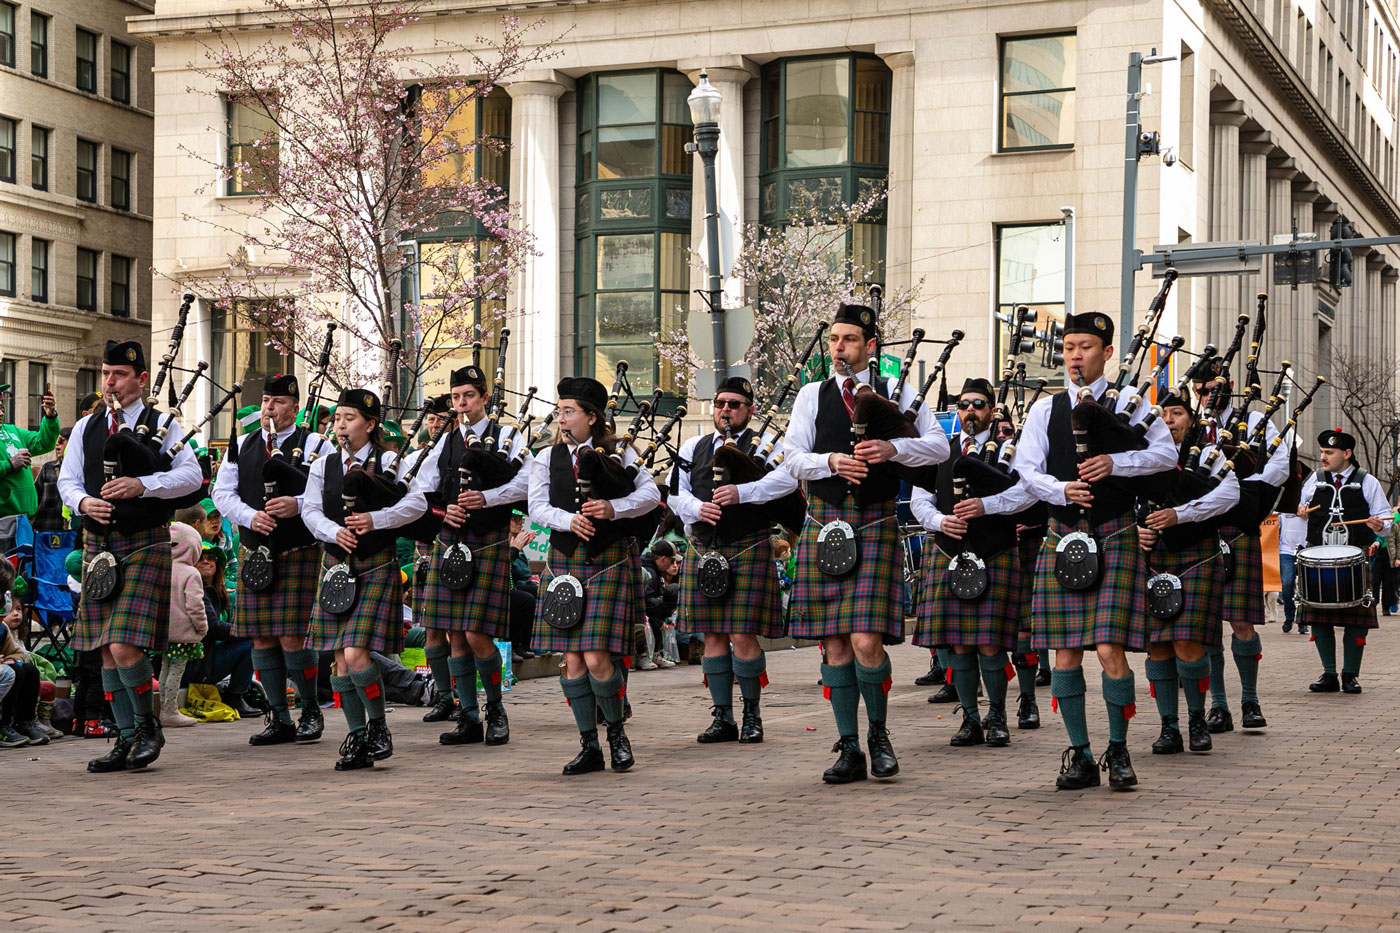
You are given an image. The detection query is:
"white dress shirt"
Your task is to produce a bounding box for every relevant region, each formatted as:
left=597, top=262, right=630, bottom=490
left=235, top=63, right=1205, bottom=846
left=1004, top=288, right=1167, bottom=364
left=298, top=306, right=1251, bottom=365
left=526, top=440, right=661, bottom=534
left=58, top=399, right=204, bottom=513
left=667, top=431, right=799, bottom=534
left=1210, top=404, right=1290, bottom=486
left=301, top=443, right=427, bottom=546
left=1297, top=465, right=1393, bottom=536
left=408, top=416, right=532, bottom=508
left=1169, top=456, right=1240, bottom=525
left=908, top=428, right=1036, bottom=533
left=211, top=425, right=330, bottom=531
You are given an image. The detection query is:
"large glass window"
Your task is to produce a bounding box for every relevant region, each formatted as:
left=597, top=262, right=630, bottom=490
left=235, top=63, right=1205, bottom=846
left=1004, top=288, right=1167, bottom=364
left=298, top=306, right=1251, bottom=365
left=0, top=3, right=13, bottom=68
left=75, top=368, right=97, bottom=417
left=31, top=237, right=47, bottom=302
left=76, top=138, right=97, bottom=202
left=414, top=239, right=505, bottom=392
left=994, top=222, right=1067, bottom=386
left=576, top=71, right=693, bottom=395
left=211, top=300, right=292, bottom=438
left=76, top=247, right=97, bottom=311
left=226, top=99, right=279, bottom=195
left=0, top=231, right=13, bottom=297
left=0, top=117, right=14, bottom=183
left=27, top=362, right=47, bottom=427
left=110, top=255, right=130, bottom=317
left=414, top=85, right=510, bottom=232
left=111, top=148, right=131, bottom=210
left=31, top=125, right=46, bottom=190
left=76, top=28, right=97, bottom=93
left=110, top=41, right=130, bottom=104
left=30, top=11, right=46, bottom=77
left=999, top=33, right=1077, bottom=151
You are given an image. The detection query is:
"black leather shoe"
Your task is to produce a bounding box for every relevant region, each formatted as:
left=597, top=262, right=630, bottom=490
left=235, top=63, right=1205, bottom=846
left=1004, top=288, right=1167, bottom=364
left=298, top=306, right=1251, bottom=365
left=1151, top=717, right=1183, bottom=754
left=867, top=722, right=899, bottom=778
left=822, top=736, right=867, bottom=784
left=1035, top=665, right=1052, bottom=687
left=87, top=736, right=133, bottom=773
left=1099, top=740, right=1138, bottom=789
left=422, top=694, right=457, bottom=722
left=365, top=718, right=393, bottom=761
left=484, top=702, right=510, bottom=745
left=927, top=682, right=958, bottom=704
left=126, top=720, right=163, bottom=770
left=697, top=706, right=739, bottom=743
left=334, top=731, right=374, bottom=771
left=295, top=705, right=324, bottom=742
left=1055, top=746, right=1099, bottom=790
left=1341, top=673, right=1362, bottom=694
left=606, top=723, right=634, bottom=772
left=950, top=713, right=984, bottom=747
left=249, top=714, right=298, bottom=746
left=914, top=661, right=945, bottom=687
left=983, top=711, right=1011, bottom=747
left=224, top=692, right=262, bottom=717
left=1241, top=701, right=1267, bottom=728
left=1016, top=693, right=1040, bottom=729
left=440, top=709, right=484, bottom=745
left=1206, top=706, right=1234, bottom=734
left=1187, top=710, right=1212, bottom=751
left=1309, top=672, right=1340, bottom=692
left=738, top=698, right=764, bottom=744
left=563, top=731, right=605, bottom=775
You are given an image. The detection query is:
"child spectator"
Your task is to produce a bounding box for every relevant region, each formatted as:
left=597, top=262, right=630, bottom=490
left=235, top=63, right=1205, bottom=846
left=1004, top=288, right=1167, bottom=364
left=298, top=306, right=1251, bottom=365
left=0, top=563, right=49, bottom=747
left=164, top=524, right=209, bottom=727
left=191, top=544, right=258, bottom=716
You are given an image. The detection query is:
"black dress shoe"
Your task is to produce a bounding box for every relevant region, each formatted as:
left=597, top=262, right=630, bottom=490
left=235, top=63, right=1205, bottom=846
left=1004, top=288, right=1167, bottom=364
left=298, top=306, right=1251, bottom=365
left=867, top=722, right=899, bottom=778
left=1309, top=672, right=1340, bottom=692
left=1151, top=717, right=1183, bottom=754
left=296, top=705, right=325, bottom=742
left=249, top=714, right=298, bottom=746
left=87, top=736, right=134, bottom=773
left=224, top=692, right=262, bottom=717
left=126, top=720, right=163, bottom=770
left=563, top=731, right=605, bottom=775
left=1341, top=673, right=1362, bottom=694
left=484, top=702, right=510, bottom=745
left=927, top=682, right=958, bottom=704
left=1240, top=701, right=1267, bottom=728
left=697, top=706, right=739, bottom=743
left=1035, top=665, right=1052, bottom=687
left=950, top=713, right=985, bottom=747
left=914, top=661, right=945, bottom=687
left=365, top=718, right=393, bottom=761
left=440, top=709, right=484, bottom=745
left=422, top=694, right=457, bottom=722
left=1206, top=706, right=1234, bottom=734
left=334, top=731, right=374, bottom=771
left=1055, top=746, right=1100, bottom=790
left=822, top=736, right=867, bottom=784
left=1099, top=740, right=1138, bottom=789
left=983, top=711, right=1011, bottom=748
left=1016, top=693, right=1040, bottom=729
left=1187, top=710, right=1212, bottom=751
left=738, top=698, right=764, bottom=744
left=606, top=723, right=634, bottom=772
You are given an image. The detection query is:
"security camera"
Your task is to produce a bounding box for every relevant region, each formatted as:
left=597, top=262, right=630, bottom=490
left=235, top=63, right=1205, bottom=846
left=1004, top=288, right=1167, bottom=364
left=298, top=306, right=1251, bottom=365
left=1161, top=147, right=1178, bottom=167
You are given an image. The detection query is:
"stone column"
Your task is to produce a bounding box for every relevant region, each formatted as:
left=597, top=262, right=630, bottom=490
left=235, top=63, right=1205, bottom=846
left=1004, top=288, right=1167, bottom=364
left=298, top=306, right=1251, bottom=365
left=506, top=72, right=572, bottom=398
left=1265, top=157, right=1298, bottom=378
left=877, top=46, right=915, bottom=296
left=1238, top=131, right=1270, bottom=319
left=1207, top=103, right=1247, bottom=344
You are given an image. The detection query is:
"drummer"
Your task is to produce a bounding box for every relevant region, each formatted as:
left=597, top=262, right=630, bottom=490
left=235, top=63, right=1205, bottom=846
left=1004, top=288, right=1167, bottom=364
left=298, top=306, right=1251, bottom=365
left=1295, top=429, right=1391, bottom=694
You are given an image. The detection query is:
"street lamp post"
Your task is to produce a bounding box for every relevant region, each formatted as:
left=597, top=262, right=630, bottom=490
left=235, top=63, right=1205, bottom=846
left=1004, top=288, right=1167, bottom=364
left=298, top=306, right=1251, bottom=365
left=687, top=70, right=726, bottom=384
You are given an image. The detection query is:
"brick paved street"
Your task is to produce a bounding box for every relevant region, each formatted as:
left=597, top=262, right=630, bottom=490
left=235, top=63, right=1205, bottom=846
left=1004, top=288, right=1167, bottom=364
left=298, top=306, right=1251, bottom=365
left=3, top=630, right=1399, bottom=932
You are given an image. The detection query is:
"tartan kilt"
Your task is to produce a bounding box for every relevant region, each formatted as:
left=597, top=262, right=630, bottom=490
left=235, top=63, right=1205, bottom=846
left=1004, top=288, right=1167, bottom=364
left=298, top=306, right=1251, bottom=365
left=1298, top=603, right=1380, bottom=630
left=307, top=546, right=405, bottom=654
left=1017, top=532, right=1044, bottom=625
left=683, top=530, right=785, bottom=637
left=231, top=545, right=321, bottom=639
left=1031, top=514, right=1148, bottom=651
left=912, top=543, right=1019, bottom=649
left=417, top=528, right=513, bottom=639
left=73, top=526, right=173, bottom=652
left=532, top=538, right=645, bottom=655
left=1144, top=538, right=1226, bottom=646
left=789, top=496, right=902, bottom=641
left=1220, top=527, right=1266, bottom=627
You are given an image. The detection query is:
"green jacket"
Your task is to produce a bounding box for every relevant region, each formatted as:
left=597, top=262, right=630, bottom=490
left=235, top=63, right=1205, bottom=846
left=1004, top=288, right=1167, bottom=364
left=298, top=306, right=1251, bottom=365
left=0, top=416, right=59, bottom=518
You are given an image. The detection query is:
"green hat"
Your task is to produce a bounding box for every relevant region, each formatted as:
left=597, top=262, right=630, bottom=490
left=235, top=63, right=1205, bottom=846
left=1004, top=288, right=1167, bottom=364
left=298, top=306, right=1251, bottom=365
left=383, top=420, right=404, bottom=443
left=236, top=404, right=262, bottom=435
left=65, top=550, right=84, bottom=581
left=299, top=404, right=332, bottom=428
left=199, top=541, right=226, bottom=570
left=10, top=576, right=28, bottom=600
left=198, top=496, right=219, bottom=517
left=0, top=383, right=9, bottom=393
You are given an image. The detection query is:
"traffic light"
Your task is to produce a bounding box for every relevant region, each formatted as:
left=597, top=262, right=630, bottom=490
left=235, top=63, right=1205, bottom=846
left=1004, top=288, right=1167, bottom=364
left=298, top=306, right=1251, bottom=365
left=1329, top=218, right=1355, bottom=288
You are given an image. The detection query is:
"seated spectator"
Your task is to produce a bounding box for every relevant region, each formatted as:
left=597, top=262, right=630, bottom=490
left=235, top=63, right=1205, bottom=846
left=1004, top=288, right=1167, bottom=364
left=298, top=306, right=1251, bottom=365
left=638, top=541, right=681, bottom=670
left=163, top=524, right=209, bottom=728
left=185, top=543, right=258, bottom=716
left=508, top=513, right=538, bottom=662
left=194, top=498, right=240, bottom=597
left=0, top=566, right=49, bottom=747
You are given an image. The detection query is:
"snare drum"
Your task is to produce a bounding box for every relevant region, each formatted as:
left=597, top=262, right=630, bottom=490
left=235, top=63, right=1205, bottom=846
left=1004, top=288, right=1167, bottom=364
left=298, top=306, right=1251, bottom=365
left=1295, top=544, right=1370, bottom=609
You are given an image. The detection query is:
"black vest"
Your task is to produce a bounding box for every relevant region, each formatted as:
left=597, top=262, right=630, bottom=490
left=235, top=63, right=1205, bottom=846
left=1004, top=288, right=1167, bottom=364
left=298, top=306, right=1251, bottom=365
left=80, top=405, right=172, bottom=535
left=236, top=430, right=315, bottom=552
left=436, top=424, right=515, bottom=534
left=320, top=451, right=398, bottom=559
left=688, top=430, right=773, bottom=546
left=1044, top=390, right=1136, bottom=527
left=932, top=456, right=1017, bottom=558
left=1306, top=469, right=1375, bottom=548
left=546, top=444, right=654, bottom=558
left=807, top=378, right=902, bottom=507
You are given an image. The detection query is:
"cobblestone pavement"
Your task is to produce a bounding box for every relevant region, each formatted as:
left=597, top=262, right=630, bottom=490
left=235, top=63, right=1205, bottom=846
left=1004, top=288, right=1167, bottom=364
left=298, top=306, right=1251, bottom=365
left=3, top=628, right=1398, bottom=932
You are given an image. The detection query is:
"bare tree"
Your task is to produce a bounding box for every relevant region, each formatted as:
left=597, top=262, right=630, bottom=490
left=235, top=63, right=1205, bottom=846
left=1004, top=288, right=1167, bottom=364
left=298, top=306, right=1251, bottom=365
left=1328, top=347, right=1400, bottom=488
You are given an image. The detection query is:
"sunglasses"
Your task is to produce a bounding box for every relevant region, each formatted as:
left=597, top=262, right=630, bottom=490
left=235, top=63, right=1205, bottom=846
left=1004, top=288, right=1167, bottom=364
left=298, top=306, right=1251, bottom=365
left=715, top=399, right=749, bottom=410
left=957, top=399, right=990, bottom=411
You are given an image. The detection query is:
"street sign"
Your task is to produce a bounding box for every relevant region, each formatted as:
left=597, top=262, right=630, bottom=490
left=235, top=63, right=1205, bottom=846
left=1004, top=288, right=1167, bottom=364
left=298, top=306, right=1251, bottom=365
left=1149, top=241, right=1263, bottom=278
left=687, top=305, right=755, bottom=368
left=879, top=353, right=901, bottom=379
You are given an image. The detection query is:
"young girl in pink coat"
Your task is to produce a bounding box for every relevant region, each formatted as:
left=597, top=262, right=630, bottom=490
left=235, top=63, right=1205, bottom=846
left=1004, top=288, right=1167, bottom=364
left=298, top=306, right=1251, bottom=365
left=165, top=523, right=210, bottom=727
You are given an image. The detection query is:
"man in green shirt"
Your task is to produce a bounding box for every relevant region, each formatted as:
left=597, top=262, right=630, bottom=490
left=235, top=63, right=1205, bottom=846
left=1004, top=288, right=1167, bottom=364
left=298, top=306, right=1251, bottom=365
left=0, top=383, right=59, bottom=520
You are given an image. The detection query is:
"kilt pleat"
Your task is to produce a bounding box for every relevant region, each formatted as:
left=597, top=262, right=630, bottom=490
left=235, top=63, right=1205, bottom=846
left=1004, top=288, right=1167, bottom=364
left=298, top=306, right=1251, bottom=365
left=1299, top=604, right=1379, bottom=630
left=231, top=545, right=321, bottom=639
left=1220, top=528, right=1266, bottom=627
left=682, top=530, right=785, bottom=637
left=1144, top=538, right=1226, bottom=646
left=307, top=546, right=405, bottom=654
left=912, top=543, right=1019, bottom=649
left=532, top=539, right=645, bottom=655
left=789, top=496, right=902, bottom=641
left=1031, top=514, right=1148, bottom=651
left=417, top=527, right=513, bottom=638
left=73, top=526, right=173, bottom=652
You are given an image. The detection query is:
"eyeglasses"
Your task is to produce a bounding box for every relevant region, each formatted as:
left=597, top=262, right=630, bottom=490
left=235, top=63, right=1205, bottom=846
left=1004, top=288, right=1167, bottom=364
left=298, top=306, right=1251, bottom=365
left=957, top=399, right=990, bottom=411
left=715, top=399, right=748, bottom=410
left=554, top=407, right=583, bottom=419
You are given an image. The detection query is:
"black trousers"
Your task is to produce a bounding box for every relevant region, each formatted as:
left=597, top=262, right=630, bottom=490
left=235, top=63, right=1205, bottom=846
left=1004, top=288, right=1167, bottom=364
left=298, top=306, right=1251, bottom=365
left=70, top=648, right=109, bottom=725
left=509, top=589, right=535, bottom=652
left=1, top=661, right=40, bottom=723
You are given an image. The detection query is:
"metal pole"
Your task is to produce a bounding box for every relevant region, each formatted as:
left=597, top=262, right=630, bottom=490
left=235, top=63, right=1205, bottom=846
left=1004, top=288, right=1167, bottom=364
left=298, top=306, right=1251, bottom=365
left=1120, top=52, right=1143, bottom=339
left=695, top=120, right=727, bottom=384
left=1060, top=206, right=1075, bottom=318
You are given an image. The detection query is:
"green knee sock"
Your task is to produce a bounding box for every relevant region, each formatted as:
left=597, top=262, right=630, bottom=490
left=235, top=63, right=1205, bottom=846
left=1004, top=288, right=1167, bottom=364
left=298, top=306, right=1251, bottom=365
left=283, top=648, right=320, bottom=712
left=978, top=651, right=1011, bottom=717
left=1015, top=634, right=1037, bottom=697
left=935, top=648, right=951, bottom=674
left=1102, top=671, right=1136, bottom=743
left=425, top=643, right=454, bottom=699
left=1144, top=657, right=1178, bottom=721
left=1231, top=634, right=1262, bottom=704
left=1341, top=625, right=1367, bottom=675
left=101, top=667, right=136, bottom=739
left=732, top=653, right=766, bottom=703
left=448, top=654, right=478, bottom=716
left=251, top=647, right=292, bottom=723
left=1051, top=667, right=1090, bottom=754
left=1313, top=625, right=1337, bottom=673
left=948, top=651, right=980, bottom=721
left=855, top=654, right=893, bottom=729
left=590, top=668, right=626, bottom=726
left=1206, top=644, right=1227, bottom=709
left=330, top=674, right=365, bottom=733
left=820, top=661, right=860, bottom=738
left=559, top=674, right=596, bottom=734
left=700, top=653, right=735, bottom=720
left=475, top=648, right=504, bottom=705
left=349, top=666, right=386, bottom=723
left=117, top=655, right=156, bottom=727
left=1176, top=656, right=1210, bottom=714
